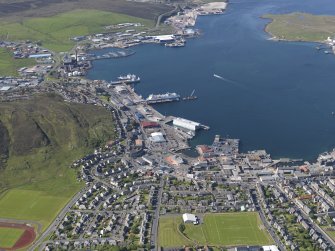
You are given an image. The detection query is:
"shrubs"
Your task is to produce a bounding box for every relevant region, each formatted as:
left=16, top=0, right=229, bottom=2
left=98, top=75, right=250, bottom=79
left=179, top=222, right=185, bottom=233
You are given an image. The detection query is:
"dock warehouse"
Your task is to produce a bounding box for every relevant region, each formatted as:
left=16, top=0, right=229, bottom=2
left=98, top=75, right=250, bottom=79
left=151, top=35, right=175, bottom=43
left=182, top=213, right=197, bottom=223
left=28, top=53, right=52, bottom=58
left=150, top=132, right=165, bottom=143
left=173, top=117, right=200, bottom=131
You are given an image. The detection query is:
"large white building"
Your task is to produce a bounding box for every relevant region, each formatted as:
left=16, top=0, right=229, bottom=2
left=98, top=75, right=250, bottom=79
left=152, top=35, right=175, bottom=43
left=173, top=117, right=200, bottom=131
left=262, top=246, right=279, bottom=251
left=150, top=132, right=165, bottom=143
left=182, top=213, right=197, bottom=223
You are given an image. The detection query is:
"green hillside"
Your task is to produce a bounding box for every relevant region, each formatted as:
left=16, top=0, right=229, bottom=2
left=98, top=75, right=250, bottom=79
left=0, top=48, right=35, bottom=77
left=0, top=94, right=115, bottom=229
left=0, top=9, right=154, bottom=52
left=264, top=12, right=335, bottom=42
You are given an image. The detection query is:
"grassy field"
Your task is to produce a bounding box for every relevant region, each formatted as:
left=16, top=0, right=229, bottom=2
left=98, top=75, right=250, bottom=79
left=158, top=213, right=273, bottom=248
left=263, top=12, right=335, bottom=42
left=0, top=0, right=172, bottom=22
left=185, top=213, right=273, bottom=246
left=0, top=9, right=154, bottom=52
left=0, top=48, right=35, bottom=76
left=0, top=227, right=24, bottom=248
left=0, top=94, right=116, bottom=230
left=158, top=215, right=192, bottom=248
left=0, top=189, right=73, bottom=231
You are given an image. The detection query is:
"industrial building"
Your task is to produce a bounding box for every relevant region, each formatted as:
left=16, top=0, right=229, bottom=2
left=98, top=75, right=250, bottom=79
left=151, top=35, right=175, bottom=43
left=28, top=53, right=52, bottom=58
left=140, top=121, right=160, bottom=129
left=149, top=132, right=165, bottom=143
left=115, top=85, right=128, bottom=94
left=173, top=117, right=200, bottom=131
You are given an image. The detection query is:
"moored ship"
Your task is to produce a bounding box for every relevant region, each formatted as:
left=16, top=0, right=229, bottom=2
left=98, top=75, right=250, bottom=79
left=146, top=92, right=180, bottom=104
left=111, top=74, right=140, bottom=84
left=182, top=89, right=198, bottom=101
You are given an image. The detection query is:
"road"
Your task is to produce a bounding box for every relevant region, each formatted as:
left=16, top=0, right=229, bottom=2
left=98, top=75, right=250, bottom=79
left=150, top=176, right=164, bottom=251
left=155, top=5, right=179, bottom=28
left=250, top=189, right=286, bottom=251
left=275, top=184, right=335, bottom=249
left=28, top=184, right=93, bottom=251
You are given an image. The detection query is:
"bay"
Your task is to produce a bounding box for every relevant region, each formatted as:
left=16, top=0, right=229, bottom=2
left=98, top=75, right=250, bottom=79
left=88, top=0, right=335, bottom=160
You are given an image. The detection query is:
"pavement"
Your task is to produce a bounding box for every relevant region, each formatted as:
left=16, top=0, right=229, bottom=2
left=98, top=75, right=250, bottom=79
left=250, top=189, right=286, bottom=251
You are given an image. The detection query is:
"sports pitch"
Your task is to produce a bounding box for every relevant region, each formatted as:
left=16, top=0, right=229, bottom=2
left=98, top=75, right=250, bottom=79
left=0, top=188, right=72, bottom=231
left=158, top=212, right=273, bottom=248
left=0, top=227, right=24, bottom=248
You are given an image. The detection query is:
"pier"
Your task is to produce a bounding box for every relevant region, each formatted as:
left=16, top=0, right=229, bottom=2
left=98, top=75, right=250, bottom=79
left=86, top=50, right=135, bottom=61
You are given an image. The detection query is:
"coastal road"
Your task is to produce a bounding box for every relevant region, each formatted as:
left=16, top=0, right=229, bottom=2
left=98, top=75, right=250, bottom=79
left=28, top=185, right=93, bottom=251
left=155, top=5, right=179, bottom=28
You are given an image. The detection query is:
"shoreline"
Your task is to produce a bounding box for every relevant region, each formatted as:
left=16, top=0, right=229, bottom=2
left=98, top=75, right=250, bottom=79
left=261, top=13, right=335, bottom=52
left=79, top=1, right=228, bottom=76
left=86, top=10, right=335, bottom=162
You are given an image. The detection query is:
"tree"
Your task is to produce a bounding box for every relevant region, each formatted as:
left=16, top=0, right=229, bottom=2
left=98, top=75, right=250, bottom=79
left=179, top=223, right=185, bottom=233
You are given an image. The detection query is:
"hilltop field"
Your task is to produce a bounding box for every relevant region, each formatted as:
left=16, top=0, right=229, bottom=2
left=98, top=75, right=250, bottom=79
left=0, top=48, right=35, bottom=76
left=0, top=9, right=155, bottom=52
left=158, top=213, right=273, bottom=248
left=0, top=0, right=172, bottom=51
left=263, top=12, right=335, bottom=42
left=0, top=0, right=171, bottom=22
left=0, top=94, right=116, bottom=231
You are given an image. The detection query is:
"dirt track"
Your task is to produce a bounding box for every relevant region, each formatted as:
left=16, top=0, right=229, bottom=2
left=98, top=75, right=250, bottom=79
left=0, top=222, right=36, bottom=251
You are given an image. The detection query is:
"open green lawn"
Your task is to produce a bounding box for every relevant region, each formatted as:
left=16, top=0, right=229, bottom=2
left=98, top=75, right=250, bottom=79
left=0, top=227, right=24, bottom=248
left=158, top=213, right=273, bottom=248
left=263, top=12, right=335, bottom=42
left=0, top=147, right=85, bottom=231
left=0, top=48, right=35, bottom=76
left=0, top=177, right=82, bottom=232
left=185, top=212, right=273, bottom=246
left=158, top=215, right=192, bottom=248
left=0, top=9, right=154, bottom=52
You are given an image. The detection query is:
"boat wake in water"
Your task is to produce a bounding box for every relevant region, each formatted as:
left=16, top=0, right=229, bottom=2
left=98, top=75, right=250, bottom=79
left=213, top=74, right=238, bottom=84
